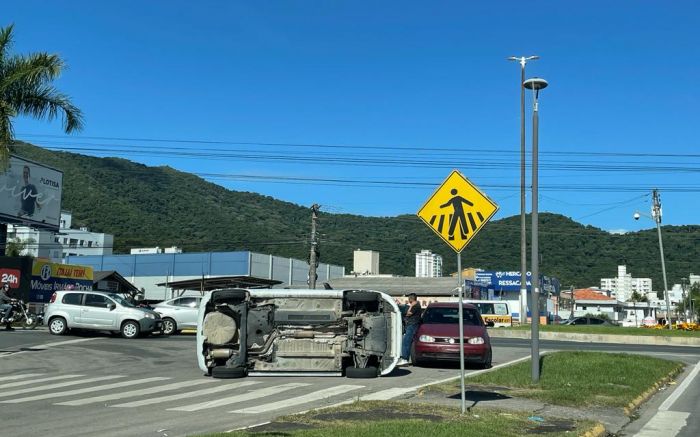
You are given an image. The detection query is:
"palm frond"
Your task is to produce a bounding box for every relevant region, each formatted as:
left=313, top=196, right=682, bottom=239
left=0, top=24, right=14, bottom=62
left=0, top=53, right=64, bottom=92
left=11, top=85, right=84, bottom=133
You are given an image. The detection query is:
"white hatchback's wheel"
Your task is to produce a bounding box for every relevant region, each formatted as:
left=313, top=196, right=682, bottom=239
left=121, top=320, right=140, bottom=339
left=49, top=317, right=67, bottom=335
left=162, top=318, right=177, bottom=335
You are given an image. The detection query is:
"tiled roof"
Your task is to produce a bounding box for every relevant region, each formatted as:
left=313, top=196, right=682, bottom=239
left=574, top=288, right=613, bottom=301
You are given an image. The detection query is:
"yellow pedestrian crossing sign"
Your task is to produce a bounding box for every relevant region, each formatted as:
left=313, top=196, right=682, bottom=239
left=417, top=170, right=499, bottom=253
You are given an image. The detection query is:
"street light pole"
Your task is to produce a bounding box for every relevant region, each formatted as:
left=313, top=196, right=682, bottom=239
left=508, top=55, right=539, bottom=325
left=524, top=77, right=548, bottom=383
left=652, top=189, right=672, bottom=329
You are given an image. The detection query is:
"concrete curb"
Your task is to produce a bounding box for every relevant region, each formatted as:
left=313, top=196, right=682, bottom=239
left=488, top=329, right=700, bottom=347
left=622, top=364, right=684, bottom=416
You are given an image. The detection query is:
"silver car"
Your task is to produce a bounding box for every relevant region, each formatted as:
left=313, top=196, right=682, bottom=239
left=45, top=290, right=162, bottom=339
left=152, top=296, right=202, bottom=335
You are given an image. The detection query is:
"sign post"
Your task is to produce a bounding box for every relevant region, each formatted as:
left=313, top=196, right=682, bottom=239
left=417, top=170, right=499, bottom=414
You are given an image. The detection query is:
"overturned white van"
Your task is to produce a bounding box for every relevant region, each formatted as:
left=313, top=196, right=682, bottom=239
left=196, top=289, right=402, bottom=379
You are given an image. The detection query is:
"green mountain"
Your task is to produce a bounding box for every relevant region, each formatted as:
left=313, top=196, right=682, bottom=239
left=12, top=142, right=700, bottom=289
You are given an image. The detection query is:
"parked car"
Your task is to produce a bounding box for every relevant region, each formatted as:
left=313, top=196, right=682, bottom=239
left=197, top=288, right=402, bottom=379
left=153, top=296, right=202, bottom=335
left=411, top=302, right=492, bottom=368
left=45, top=290, right=163, bottom=338
left=561, top=316, right=617, bottom=326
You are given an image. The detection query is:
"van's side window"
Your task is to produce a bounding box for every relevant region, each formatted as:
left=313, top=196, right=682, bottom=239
left=62, top=293, right=83, bottom=306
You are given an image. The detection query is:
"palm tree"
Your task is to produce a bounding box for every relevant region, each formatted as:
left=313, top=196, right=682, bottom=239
left=0, top=23, right=84, bottom=168
left=630, top=290, right=643, bottom=327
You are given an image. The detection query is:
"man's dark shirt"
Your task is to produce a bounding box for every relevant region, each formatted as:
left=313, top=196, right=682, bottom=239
left=21, top=183, right=38, bottom=216
left=404, top=302, right=422, bottom=326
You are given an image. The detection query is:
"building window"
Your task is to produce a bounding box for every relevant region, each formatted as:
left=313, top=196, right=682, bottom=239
left=88, top=241, right=93, bottom=248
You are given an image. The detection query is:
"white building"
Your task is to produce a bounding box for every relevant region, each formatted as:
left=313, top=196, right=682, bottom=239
left=353, top=249, right=380, bottom=275
left=415, top=250, right=443, bottom=278
left=600, top=265, right=652, bottom=302
left=7, top=211, right=113, bottom=259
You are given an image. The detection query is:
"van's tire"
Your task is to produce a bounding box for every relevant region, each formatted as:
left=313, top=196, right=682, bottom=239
left=48, top=317, right=67, bottom=335
left=346, top=366, right=379, bottom=379
left=162, top=318, right=177, bottom=336
left=212, top=289, right=248, bottom=305
left=212, top=366, right=247, bottom=379
left=121, top=320, right=141, bottom=339
left=345, top=291, right=378, bottom=302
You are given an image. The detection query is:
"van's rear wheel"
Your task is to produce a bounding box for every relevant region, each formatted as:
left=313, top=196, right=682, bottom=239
left=346, top=366, right=379, bottom=379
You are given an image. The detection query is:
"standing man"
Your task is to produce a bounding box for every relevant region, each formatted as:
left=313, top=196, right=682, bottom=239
left=397, top=293, right=422, bottom=366
left=18, top=165, right=42, bottom=218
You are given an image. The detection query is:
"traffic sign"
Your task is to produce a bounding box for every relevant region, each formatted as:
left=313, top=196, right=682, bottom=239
left=417, top=170, right=499, bottom=253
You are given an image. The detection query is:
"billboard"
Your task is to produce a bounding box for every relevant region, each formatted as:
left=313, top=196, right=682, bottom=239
left=475, top=270, right=560, bottom=295
left=30, top=259, right=94, bottom=303
left=0, top=155, right=63, bottom=230
left=0, top=256, right=33, bottom=302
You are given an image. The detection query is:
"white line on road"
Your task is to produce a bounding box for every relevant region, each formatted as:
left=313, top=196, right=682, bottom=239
left=230, top=385, right=363, bottom=414
left=634, top=411, right=690, bottom=437
left=659, top=360, right=700, bottom=411
left=3, top=374, right=83, bottom=389
left=0, top=373, right=45, bottom=383
left=1, top=377, right=169, bottom=403
left=111, top=380, right=260, bottom=408
left=32, top=338, right=101, bottom=349
left=0, top=375, right=124, bottom=398
left=170, top=382, right=311, bottom=412
left=55, top=379, right=217, bottom=406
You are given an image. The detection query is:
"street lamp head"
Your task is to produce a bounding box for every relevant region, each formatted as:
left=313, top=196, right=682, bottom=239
left=523, top=77, right=548, bottom=91
left=633, top=212, right=641, bottom=221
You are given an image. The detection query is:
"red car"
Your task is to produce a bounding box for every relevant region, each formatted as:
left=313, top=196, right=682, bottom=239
left=411, top=302, right=492, bottom=368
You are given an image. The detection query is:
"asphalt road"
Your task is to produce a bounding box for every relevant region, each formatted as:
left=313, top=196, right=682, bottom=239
left=0, top=329, right=528, bottom=437
left=2, top=331, right=698, bottom=437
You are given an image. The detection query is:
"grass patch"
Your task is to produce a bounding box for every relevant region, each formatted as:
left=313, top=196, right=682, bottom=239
left=199, top=401, right=597, bottom=437
left=506, top=324, right=700, bottom=337
left=432, top=351, right=683, bottom=408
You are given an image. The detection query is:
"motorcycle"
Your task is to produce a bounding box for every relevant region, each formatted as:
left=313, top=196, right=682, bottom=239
left=2, top=301, right=39, bottom=330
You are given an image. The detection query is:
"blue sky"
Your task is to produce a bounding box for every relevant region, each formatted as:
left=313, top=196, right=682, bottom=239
left=5, top=1, right=700, bottom=232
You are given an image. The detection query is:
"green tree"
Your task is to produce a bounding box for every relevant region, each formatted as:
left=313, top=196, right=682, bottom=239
left=630, top=290, right=644, bottom=327
left=5, top=236, right=34, bottom=257
left=0, top=24, right=83, bottom=168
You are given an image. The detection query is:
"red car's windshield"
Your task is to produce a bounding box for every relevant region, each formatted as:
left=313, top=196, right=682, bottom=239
left=423, top=307, right=482, bottom=326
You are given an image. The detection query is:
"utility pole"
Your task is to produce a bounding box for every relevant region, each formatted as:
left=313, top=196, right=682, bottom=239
left=308, top=204, right=320, bottom=289
left=507, top=55, right=539, bottom=326
left=652, top=189, right=672, bottom=329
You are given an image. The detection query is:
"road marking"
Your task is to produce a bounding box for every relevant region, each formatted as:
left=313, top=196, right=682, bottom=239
left=170, top=383, right=310, bottom=412
left=3, top=374, right=83, bottom=389
left=0, top=375, right=124, bottom=398
left=1, top=377, right=169, bottom=404
left=230, top=385, right=363, bottom=414
left=634, top=411, right=690, bottom=437
left=659, top=360, right=700, bottom=411
left=359, top=387, right=415, bottom=401
left=32, top=338, right=101, bottom=348
left=55, top=379, right=217, bottom=406
left=111, top=380, right=260, bottom=408
left=0, top=373, right=45, bottom=383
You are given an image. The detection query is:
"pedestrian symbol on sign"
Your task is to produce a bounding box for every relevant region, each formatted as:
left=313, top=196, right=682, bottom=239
left=417, top=170, right=498, bottom=253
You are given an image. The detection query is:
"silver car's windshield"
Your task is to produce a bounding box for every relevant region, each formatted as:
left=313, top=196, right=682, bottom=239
left=108, top=293, right=136, bottom=307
